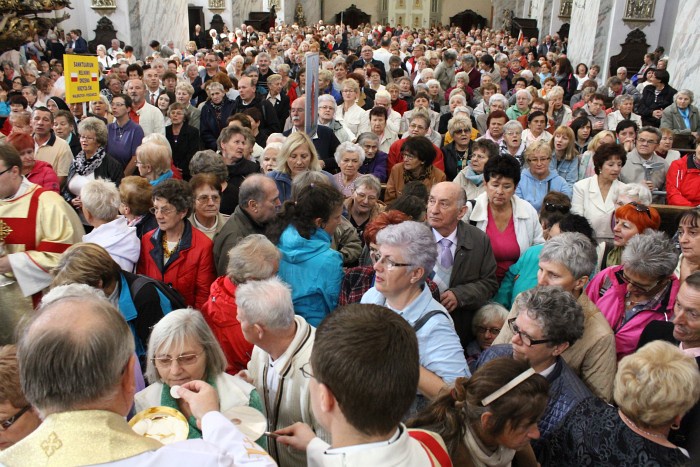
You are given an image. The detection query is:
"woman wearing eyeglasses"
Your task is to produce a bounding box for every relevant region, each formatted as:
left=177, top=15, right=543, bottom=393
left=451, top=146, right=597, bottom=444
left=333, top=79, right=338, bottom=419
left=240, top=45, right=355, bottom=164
left=137, top=179, right=216, bottom=310
left=135, top=142, right=173, bottom=187
left=361, top=220, right=468, bottom=411
left=135, top=309, right=265, bottom=444
left=465, top=303, right=508, bottom=372
left=385, top=136, right=446, bottom=203
left=441, top=116, right=473, bottom=181
left=187, top=174, right=227, bottom=241
left=572, top=143, right=628, bottom=226
left=515, top=140, right=571, bottom=212
left=455, top=139, right=500, bottom=202
left=62, top=117, right=123, bottom=217
left=587, top=230, right=680, bottom=360
left=0, top=345, right=41, bottom=451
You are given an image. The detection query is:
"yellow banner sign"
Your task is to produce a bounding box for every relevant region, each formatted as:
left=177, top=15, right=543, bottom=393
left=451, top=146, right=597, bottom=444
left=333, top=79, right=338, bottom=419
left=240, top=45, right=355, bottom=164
left=63, top=55, right=100, bottom=104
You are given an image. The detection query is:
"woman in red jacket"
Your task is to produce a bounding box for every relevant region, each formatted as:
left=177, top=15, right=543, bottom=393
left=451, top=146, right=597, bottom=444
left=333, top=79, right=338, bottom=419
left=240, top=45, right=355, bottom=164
left=137, top=179, right=215, bottom=310
left=667, top=145, right=700, bottom=206
left=200, top=234, right=280, bottom=374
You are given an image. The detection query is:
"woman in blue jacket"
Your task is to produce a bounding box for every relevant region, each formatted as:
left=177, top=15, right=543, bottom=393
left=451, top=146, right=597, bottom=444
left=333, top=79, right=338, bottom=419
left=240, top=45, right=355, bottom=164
left=516, top=140, right=572, bottom=211
left=267, top=183, right=344, bottom=326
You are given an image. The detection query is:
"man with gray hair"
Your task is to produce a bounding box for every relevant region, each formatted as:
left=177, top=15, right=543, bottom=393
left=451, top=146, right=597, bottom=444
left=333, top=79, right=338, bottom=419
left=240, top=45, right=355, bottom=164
left=476, top=286, right=592, bottom=453
left=237, top=277, right=324, bottom=467
left=213, top=174, right=281, bottom=275
left=619, top=126, right=667, bottom=200
left=0, top=285, right=275, bottom=465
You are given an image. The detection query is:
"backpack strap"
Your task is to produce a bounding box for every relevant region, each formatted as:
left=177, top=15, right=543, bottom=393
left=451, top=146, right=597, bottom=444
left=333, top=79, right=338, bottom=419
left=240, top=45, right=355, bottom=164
left=408, top=429, right=453, bottom=467
left=413, top=310, right=449, bottom=333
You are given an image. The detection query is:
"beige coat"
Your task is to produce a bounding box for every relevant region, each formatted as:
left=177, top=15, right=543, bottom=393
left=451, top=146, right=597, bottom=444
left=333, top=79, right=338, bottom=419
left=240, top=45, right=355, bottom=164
left=248, top=316, right=327, bottom=467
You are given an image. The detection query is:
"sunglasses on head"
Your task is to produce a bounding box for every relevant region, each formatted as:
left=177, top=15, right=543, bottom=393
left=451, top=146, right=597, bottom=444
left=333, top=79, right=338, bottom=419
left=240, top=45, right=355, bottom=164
left=544, top=202, right=570, bottom=213
left=628, top=201, right=652, bottom=219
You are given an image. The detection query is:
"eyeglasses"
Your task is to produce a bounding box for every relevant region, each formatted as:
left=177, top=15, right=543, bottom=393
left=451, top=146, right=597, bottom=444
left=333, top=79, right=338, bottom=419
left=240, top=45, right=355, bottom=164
left=528, top=157, right=551, bottom=164
left=79, top=135, right=96, bottom=141
left=149, top=206, right=177, bottom=215
left=628, top=201, right=652, bottom=219
left=408, top=123, right=427, bottom=131
left=0, top=167, right=12, bottom=177
left=0, top=405, right=31, bottom=431
left=152, top=352, right=201, bottom=368
left=637, top=137, right=659, bottom=145
left=620, top=271, right=664, bottom=293
left=544, top=202, right=570, bottom=213
left=475, top=326, right=501, bottom=336
left=196, top=194, right=221, bottom=203
left=354, top=192, right=377, bottom=202
left=508, top=318, right=553, bottom=346
left=300, top=362, right=314, bottom=379
left=453, top=128, right=470, bottom=135
left=370, top=251, right=413, bottom=270
left=401, top=152, right=418, bottom=160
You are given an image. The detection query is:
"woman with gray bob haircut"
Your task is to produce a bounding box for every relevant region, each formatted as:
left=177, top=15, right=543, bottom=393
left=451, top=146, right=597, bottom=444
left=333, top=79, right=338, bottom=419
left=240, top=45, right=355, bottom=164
left=80, top=178, right=140, bottom=272
left=362, top=220, right=469, bottom=405
left=201, top=234, right=281, bottom=374
left=136, top=308, right=265, bottom=440
left=587, top=230, right=681, bottom=359
left=540, top=232, right=598, bottom=281
left=189, top=149, right=228, bottom=185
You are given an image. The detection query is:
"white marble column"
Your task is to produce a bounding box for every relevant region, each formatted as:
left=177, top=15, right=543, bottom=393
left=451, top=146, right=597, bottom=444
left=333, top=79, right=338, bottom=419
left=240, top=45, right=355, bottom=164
left=667, top=0, right=700, bottom=95
left=129, top=0, right=188, bottom=59
left=566, top=0, right=601, bottom=70
left=491, top=0, right=513, bottom=30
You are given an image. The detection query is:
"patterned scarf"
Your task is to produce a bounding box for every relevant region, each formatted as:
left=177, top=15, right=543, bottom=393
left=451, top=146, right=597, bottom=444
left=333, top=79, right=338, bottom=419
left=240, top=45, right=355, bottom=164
left=72, top=146, right=107, bottom=176
left=403, top=164, right=433, bottom=184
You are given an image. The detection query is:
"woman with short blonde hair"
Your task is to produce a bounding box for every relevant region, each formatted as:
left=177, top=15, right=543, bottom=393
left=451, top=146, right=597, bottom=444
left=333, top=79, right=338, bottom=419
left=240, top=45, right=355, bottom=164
left=136, top=142, right=172, bottom=185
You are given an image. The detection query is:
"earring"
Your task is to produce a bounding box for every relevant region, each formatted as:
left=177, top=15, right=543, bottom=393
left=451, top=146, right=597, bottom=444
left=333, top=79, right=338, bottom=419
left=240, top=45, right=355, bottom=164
left=671, top=423, right=680, bottom=430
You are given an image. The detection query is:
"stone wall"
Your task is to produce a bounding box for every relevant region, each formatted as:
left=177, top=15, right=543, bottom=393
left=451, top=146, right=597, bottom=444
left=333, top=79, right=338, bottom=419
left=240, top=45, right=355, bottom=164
left=667, top=0, right=700, bottom=96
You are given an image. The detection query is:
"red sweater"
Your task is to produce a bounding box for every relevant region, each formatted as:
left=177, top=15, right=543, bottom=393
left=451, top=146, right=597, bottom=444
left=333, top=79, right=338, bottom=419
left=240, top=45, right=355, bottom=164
left=387, top=137, right=445, bottom=174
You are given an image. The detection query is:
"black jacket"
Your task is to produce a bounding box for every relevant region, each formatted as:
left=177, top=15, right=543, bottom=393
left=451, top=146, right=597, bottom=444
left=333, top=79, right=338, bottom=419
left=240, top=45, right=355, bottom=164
left=283, top=125, right=340, bottom=173
left=62, top=151, right=124, bottom=204
left=231, top=95, right=281, bottom=143
left=166, top=124, right=200, bottom=180
left=637, top=84, right=677, bottom=127
left=351, top=59, right=386, bottom=83
left=220, top=158, right=261, bottom=215
left=200, top=97, right=236, bottom=151
left=442, top=141, right=471, bottom=181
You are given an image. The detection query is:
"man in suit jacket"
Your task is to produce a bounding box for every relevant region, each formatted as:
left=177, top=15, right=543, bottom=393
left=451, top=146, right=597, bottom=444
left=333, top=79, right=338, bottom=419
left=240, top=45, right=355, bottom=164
left=427, top=182, right=499, bottom=348
left=352, top=46, right=386, bottom=83
left=637, top=273, right=700, bottom=457
left=536, top=35, right=556, bottom=58
left=283, top=97, right=340, bottom=173
left=231, top=77, right=281, bottom=144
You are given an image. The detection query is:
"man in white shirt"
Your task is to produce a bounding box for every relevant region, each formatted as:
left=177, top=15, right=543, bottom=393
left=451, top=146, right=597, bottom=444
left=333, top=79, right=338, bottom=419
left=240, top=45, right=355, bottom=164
left=107, top=38, right=123, bottom=59
left=126, top=78, right=165, bottom=136
left=237, top=277, right=322, bottom=467
left=0, top=285, right=275, bottom=466
left=273, top=303, right=450, bottom=466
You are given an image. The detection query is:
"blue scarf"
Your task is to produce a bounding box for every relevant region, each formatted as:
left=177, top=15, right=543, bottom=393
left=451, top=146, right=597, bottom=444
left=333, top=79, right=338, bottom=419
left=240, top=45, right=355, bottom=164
left=678, top=107, right=691, bottom=129
left=464, top=165, right=484, bottom=186
left=150, top=170, right=173, bottom=186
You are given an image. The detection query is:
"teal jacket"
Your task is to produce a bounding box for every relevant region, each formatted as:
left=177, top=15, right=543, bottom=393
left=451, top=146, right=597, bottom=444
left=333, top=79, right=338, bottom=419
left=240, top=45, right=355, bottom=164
left=277, top=225, right=343, bottom=326
left=494, top=243, right=543, bottom=309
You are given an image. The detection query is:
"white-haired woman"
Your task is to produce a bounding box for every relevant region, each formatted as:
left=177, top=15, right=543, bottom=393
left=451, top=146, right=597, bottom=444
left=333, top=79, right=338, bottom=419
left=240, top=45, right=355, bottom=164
left=506, top=89, right=532, bottom=120
left=80, top=178, right=140, bottom=272
left=134, top=308, right=265, bottom=444
left=361, top=221, right=469, bottom=408
left=89, top=94, right=114, bottom=124
left=96, top=44, right=115, bottom=70
left=661, top=89, right=700, bottom=141
left=318, top=94, right=354, bottom=143
left=465, top=302, right=508, bottom=372
left=332, top=141, right=366, bottom=197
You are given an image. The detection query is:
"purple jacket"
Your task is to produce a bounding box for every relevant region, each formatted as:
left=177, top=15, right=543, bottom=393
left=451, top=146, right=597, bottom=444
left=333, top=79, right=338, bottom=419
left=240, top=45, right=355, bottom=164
left=358, top=150, right=388, bottom=183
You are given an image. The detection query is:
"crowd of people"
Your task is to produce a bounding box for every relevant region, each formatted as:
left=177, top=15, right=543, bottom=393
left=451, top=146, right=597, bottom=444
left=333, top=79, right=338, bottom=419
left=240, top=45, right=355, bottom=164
left=0, top=17, right=699, bottom=467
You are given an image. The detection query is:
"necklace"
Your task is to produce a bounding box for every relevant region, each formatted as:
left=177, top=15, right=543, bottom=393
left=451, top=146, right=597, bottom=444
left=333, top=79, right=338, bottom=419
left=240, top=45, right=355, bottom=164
left=161, top=232, right=181, bottom=260
left=619, top=410, right=667, bottom=440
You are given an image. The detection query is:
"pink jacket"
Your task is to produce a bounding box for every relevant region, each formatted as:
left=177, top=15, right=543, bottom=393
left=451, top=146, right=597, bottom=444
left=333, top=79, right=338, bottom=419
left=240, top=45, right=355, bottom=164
left=586, top=265, right=679, bottom=360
